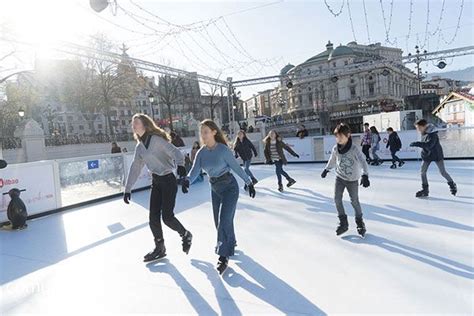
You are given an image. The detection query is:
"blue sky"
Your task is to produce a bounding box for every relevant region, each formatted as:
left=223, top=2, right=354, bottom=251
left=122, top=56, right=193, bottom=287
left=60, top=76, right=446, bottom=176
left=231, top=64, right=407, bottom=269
left=1, top=0, right=473, bottom=97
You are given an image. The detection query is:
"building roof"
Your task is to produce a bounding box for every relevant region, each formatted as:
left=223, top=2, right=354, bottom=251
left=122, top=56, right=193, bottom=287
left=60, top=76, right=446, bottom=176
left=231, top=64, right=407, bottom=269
left=329, top=45, right=355, bottom=59
left=432, top=91, right=474, bottom=114
left=280, top=64, right=295, bottom=75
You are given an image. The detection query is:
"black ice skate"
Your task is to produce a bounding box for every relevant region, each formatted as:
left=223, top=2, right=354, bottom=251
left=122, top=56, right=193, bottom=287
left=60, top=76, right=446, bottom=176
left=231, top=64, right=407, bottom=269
left=355, top=217, right=366, bottom=238
left=390, top=164, right=397, bottom=169
left=251, top=177, right=258, bottom=185
left=144, top=239, right=166, bottom=262
left=278, top=184, right=284, bottom=192
left=398, top=161, right=405, bottom=167
left=448, top=181, right=457, bottom=196
left=416, top=185, right=429, bottom=198
left=286, top=178, right=296, bottom=188
left=336, top=215, right=349, bottom=236
left=217, top=256, right=229, bottom=275
left=181, top=231, right=193, bottom=254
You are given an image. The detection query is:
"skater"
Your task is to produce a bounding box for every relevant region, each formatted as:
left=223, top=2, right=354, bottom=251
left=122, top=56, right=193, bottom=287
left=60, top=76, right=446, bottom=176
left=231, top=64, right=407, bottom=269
left=386, top=127, right=404, bottom=169
left=410, top=119, right=457, bottom=197
left=190, top=141, right=204, bottom=184
left=234, top=130, right=258, bottom=190
left=321, top=123, right=370, bottom=237
left=263, top=130, right=300, bottom=192
left=369, top=126, right=382, bottom=165
left=187, top=119, right=256, bottom=275
left=123, top=114, right=193, bottom=262
left=360, top=122, right=372, bottom=163
left=111, top=142, right=121, bottom=154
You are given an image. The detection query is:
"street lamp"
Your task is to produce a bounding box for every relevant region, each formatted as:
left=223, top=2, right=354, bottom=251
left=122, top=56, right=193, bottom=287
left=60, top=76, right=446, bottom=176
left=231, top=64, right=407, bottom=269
left=18, top=108, right=25, bottom=118
left=148, top=93, right=155, bottom=119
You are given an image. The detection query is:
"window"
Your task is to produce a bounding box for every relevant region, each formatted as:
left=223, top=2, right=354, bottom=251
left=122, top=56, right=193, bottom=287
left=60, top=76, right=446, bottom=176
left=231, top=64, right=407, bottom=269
left=344, top=60, right=348, bottom=66
left=67, top=116, right=73, bottom=121
left=121, top=110, right=125, bottom=116
left=128, top=110, right=132, bottom=115
left=332, top=62, right=336, bottom=68
left=79, top=125, right=84, bottom=130
left=299, top=95, right=303, bottom=105
left=142, top=100, right=146, bottom=106
left=121, top=120, right=126, bottom=125
left=319, top=66, right=323, bottom=73
left=98, top=124, right=103, bottom=129
left=308, top=93, right=313, bottom=105
left=58, top=117, right=63, bottom=122
left=350, top=86, right=356, bottom=98
left=368, top=83, right=375, bottom=96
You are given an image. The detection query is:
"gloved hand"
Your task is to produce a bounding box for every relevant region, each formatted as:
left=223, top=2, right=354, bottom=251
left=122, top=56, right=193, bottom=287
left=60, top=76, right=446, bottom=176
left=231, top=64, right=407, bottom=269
left=177, top=165, right=187, bottom=178
left=248, top=183, right=256, bottom=198
left=409, top=142, right=418, bottom=147
left=123, top=192, right=131, bottom=204
left=266, top=160, right=274, bottom=165
left=321, top=169, right=329, bottom=178
left=360, top=175, right=370, bottom=188
left=182, top=178, right=189, bottom=194
left=294, top=154, right=300, bottom=158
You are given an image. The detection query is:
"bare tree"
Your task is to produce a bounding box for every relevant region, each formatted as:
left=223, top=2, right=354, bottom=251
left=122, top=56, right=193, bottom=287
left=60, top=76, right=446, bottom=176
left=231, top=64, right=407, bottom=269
left=157, top=75, right=183, bottom=132
left=201, top=73, right=223, bottom=121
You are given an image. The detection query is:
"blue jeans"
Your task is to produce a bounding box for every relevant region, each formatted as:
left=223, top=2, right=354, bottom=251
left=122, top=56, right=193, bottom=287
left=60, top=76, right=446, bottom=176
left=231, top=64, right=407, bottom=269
left=243, top=159, right=255, bottom=180
left=210, top=173, right=239, bottom=257
left=274, top=160, right=291, bottom=185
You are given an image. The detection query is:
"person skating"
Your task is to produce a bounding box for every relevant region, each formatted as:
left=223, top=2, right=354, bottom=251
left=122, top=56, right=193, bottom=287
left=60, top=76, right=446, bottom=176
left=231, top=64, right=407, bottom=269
left=360, top=122, right=372, bottom=163
left=410, top=119, right=457, bottom=197
left=321, top=123, right=370, bottom=237
left=190, top=141, right=204, bottom=184
left=187, top=119, right=256, bottom=275
left=234, top=130, right=258, bottom=190
left=386, top=127, right=404, bottom=169
left=369, top=126, right=382, bottom=165
left=263, top=130, right=300, bottom=192
left=123, top=114, right=193, bottom=262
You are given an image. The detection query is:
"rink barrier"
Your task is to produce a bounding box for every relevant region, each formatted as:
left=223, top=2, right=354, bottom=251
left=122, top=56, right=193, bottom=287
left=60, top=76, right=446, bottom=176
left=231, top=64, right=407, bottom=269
left=1, top=126, right=473, bottom=224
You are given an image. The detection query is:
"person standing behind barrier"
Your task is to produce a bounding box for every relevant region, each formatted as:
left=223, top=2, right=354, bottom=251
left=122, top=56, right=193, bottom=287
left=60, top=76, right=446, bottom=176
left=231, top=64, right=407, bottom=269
left=111, top=142, right=121, bottom=154
left=123, top=114, right=193, bottom=263
left=187, top=119, right=256, bottom=275
left=369, top=126, right=382, bottom=165
left=409, top=119, right=457, bottom=198
left=263, top=130, right=299, bottom=192
left=234, top=130, right=258, bottom=190
left=386, top=127, right=404, bottom=169
left=360, top=122, right=372, bottom=162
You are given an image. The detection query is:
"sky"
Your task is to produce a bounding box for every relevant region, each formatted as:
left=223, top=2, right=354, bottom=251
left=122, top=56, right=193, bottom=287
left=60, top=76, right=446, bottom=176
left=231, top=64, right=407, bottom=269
left=0, top=0, right=473, bottom=98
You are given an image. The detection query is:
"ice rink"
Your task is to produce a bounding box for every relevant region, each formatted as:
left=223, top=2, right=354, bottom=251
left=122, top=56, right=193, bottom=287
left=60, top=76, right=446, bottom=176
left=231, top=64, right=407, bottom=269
left=1, top=160, right=473, bottom=315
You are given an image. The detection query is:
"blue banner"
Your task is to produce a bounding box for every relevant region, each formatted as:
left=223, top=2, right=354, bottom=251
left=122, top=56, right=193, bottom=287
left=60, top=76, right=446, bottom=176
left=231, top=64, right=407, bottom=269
left=87, top=160, right=99, bottom=170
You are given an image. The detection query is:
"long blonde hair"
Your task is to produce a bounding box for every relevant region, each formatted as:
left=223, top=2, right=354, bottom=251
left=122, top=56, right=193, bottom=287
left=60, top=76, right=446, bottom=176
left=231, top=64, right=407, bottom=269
left=132, top=113, right=170, bottom=142
left=200, top=119, right=228, bottom=145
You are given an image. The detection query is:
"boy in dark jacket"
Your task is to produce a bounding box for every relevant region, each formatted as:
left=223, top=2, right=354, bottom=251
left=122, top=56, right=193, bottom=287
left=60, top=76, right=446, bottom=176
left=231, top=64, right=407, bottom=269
left=386, top=127, right=404, bottom=169
left=410, top=119, right=457, bottom=197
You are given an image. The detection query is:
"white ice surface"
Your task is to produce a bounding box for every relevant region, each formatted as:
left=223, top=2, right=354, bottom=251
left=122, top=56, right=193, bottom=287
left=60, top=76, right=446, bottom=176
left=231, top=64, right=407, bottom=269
left=1, top=161, right=473, bottom=315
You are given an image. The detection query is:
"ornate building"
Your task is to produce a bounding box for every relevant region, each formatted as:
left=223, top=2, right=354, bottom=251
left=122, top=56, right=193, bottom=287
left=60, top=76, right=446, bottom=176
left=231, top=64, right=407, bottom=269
left=270, top=41, right=418, bottom=132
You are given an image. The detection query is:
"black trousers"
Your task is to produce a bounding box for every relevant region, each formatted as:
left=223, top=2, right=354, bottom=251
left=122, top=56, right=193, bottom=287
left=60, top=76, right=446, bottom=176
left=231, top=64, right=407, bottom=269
left=362, top=145, right=371, bottom=161
left=149, top=173, right=186, bottom=240
left=390, top=149, right=402, bottom=164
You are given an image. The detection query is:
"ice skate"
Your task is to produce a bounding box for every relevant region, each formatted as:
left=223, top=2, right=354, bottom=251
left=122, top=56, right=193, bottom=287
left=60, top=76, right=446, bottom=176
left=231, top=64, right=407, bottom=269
left=181, top=231, right=193, bottom=254
left=355, top=217, right=366, bottom=238
left=390, top=164, right=397, bottom=169
left=278, top=184, right=284, bottom=192
left=336, top=215, right=349, bottom=236
left=217, top=256, right=228, bottom=275
left=286, top=178, right=296, bottom=188
left=144, top=239, right=166, bottom=262
left=398, top=161, right=405, bottom=167
left=448, top=181, right=457, bottom=196
left=416, top=185, right=429, bottom=198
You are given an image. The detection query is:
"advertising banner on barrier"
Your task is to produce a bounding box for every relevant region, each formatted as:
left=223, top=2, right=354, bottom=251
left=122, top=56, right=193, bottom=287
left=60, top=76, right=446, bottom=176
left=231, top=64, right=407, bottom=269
left=323, top=131, right=420, bottom=160
left=0, top=162, right=58, bottom=222
left=285, top=137, right=314, bottom=162
left=124, top=154, right=152, bottom=190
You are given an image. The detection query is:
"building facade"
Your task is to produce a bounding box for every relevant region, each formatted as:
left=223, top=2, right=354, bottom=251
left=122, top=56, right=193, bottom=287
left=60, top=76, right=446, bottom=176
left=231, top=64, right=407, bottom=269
left=432, top=91, right=474, bottom=127
left=270, top=41, right=418, bottom=132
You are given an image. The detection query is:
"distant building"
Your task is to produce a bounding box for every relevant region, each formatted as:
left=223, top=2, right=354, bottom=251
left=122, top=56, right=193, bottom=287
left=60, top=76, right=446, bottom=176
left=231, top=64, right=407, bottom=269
left=421, top=76, right=465, bottom=96
left=270, top=41, right=418, bottom=132
left=243, top=89, right=272, bottom=118
left=432, top=91, right=474, bottom=127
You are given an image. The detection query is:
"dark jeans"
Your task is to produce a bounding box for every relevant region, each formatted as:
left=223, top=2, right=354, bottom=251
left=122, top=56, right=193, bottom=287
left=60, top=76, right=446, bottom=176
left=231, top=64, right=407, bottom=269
left=274, top=160, right=291, bottom=185
left=371, top=147, right=380, bottom=161
left=149, top=173, right=186, bottom=240
left=211, top=173, right=239, bottom=257
left=421, top=160, right=453, bottom=186
left=243, top=159, right=255, bottom=180
left=334, top=177, right=363, bottom=218
left=362, top=145, right=371, bottom=161
left=390, top=149, right=403, bottom=164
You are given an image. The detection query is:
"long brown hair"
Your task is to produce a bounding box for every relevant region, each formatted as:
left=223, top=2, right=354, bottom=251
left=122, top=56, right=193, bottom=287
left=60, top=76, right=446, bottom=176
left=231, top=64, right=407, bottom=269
left=263, top=129, right=282, bottom=144
left=234, top=129, right=247, bottom=147
left=200, top=119, right=227, bottom=145
left=132, top=113, right=170, bottom=142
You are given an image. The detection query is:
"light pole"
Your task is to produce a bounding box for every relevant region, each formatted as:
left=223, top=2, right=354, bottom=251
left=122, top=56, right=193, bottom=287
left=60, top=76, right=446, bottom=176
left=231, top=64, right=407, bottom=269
left=408, top=46, right=427, bottom=95
left=18, top=108, right=25, bottom=119
left=148, top=93, right=155, bottom=120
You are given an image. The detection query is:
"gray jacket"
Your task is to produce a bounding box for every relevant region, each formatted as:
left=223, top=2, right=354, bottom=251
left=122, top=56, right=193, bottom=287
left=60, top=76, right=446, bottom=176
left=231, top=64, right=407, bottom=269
left=125, top=135, right=184, bottom=193
left=325, top=140, right=369, bottom=182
